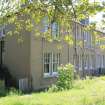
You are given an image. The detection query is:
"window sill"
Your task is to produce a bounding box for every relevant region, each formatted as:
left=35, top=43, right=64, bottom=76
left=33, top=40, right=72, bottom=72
left=43, top=73, right=58, bottom=78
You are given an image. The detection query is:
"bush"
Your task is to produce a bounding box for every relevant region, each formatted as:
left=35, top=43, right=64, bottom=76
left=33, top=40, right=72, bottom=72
left=56, top=64, right=74, bottom=90
left=7, top=88, right=22, bottom=96
left=48, top=84, right=59, bottom=92
left=0, top=80, right=6, bottom=96
left=48, top=64, right=74, bottom=92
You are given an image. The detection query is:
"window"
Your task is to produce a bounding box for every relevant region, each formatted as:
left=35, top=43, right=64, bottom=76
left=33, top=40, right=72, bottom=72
left=101, top=55, right=104, bottom=68
left=42, top=17, right=49, bottom=33
left=90, top=32, right=93, bottom=48
left=51, top=22, right=59, bottom=38
left=103, top=55, right=105, bottom=68
left=20, top=0, right=33, bottom=6
left=79, top=55, right=82, bottom=71
left=43, top=53, right=52, bottom=76
left=80, top=18, right=89, bottom=25
left=28, top=0, right=33, bottom=3
left=76, top=24, right=81, bottom=40
left=53, top=53, right=60, bottom=74
left=73, top=54, right=79, bottom=70
left=83, top=31, right=87, bottom=41
left=0, top=26, right=5, bottom=38
left=43, top=52, right=60, bottom=77
left=96, top=54, right=101, bottom=68
left=84, top=55, right=88, bottom=70
left=90, top=55, right=94, bottom=69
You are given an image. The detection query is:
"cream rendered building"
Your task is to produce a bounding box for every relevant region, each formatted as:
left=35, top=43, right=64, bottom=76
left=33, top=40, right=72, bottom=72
left=1, top=19, right=105, bottom=91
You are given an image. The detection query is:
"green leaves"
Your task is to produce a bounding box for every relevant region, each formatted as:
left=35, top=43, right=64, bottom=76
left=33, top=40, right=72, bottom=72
left=57, top=64, right=74, bottom=90
left=64, top=35, right=73, bottom=45
left=21, top=0, right=26, bottom=4
left=0, top=0, right=104, bottom=46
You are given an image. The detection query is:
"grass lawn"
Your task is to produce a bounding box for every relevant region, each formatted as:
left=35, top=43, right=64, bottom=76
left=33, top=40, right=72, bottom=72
left=1, top=77, right=105, bottom=105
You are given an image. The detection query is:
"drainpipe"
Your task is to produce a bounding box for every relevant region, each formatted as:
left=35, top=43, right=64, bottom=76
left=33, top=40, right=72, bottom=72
left=82, top=27, right=85, bottom=78
left=74, top=22, right=78, bottom=74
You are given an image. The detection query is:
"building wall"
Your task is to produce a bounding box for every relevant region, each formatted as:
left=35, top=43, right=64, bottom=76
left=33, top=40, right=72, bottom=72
left=3, top=30, right=31, bottom=81
left=30, top=20, right=105, bottom=90
left=30, top=33, right=72, bottom=90
left=3, top=20, right=105, bottom=90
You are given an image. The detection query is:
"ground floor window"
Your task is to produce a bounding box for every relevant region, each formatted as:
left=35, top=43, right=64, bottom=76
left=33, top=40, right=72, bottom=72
left=43, top=53, right=51, bottom=76
left=43, top=52, right=60, bottom=77
left=84, top=55, right=89, bottom=70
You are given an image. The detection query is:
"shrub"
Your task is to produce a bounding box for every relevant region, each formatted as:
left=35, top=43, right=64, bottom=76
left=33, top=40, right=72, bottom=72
left=56, top=64, right=74, bottom=90
left=48, top=64, right=74, bottom=92
left=48, top=84, right=59, bottom=92
left=7, top=88, right=22, bottom=96
left=0, top=80, right=6, bottom=96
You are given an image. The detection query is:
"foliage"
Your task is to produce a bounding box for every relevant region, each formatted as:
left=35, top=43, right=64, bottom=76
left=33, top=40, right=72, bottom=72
left=0, top=77, right=105, bottom=105
left=1, top=88, right=23, bottom=98
left=0, top=0, right=104, bottom=46
left=7, top=88, right=22, bottom=96
left=0, top=0, right=104, bottom=34
left=0, top=82, right=22, bottom=97
left=56, top=64, right=74, bottom=91
left=0, top=80, right=6, bottom=97
left=48, top=64, right=74, bottom=92
left=0, top=0, right=105, bottom=51
left=48, top=84, right=59, bottom=92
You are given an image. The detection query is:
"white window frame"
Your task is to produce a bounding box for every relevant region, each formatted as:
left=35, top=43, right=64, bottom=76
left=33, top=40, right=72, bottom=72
left=42, top=16, right=49, bottom=33
left=43, top=52, right=60, bottom=77
left=52, top=53, right=60, bottom=76
left=101, top=55, right=104, bottom=68
left=51, top=22, right=59, bottom=39
left=0, top=25, right=5, bottom=38
left=84, top=55, right=88, bottom=70
left=79, top=55, right=82, bottom=71
left=90, top=55, right=94, bottom=69
left=43, top=53, right=52, bottom=77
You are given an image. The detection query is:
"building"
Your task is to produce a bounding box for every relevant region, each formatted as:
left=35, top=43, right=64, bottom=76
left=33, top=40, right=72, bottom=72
left=0, top=18, right=105, bottom=91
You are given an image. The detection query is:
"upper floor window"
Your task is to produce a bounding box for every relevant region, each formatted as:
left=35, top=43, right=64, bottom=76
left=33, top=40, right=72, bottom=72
left=42, top=17, right=59, bottom=39
left=0, top=26, right=5, bottom=38
left=28, top=0, right=33, bottom=3
left=80, top=18, right=89, bottom=25
left=20, top=0, right=33, bottom=8
left=76, top=24, right=82, bottom=40
left=51, top=22, right=59, bottom=38
left=42, top=16, right=49, bottom=33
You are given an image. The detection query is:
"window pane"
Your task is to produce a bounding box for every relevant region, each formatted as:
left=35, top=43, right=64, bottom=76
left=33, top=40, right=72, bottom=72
left=57, top=53, right=60, bottom=65
left=44, top=53, right=51, bottom=74
left=44, top=64, right=49, bottom=73
left=51, top=22, right=59, bottom=38
left=53, top=54, right=57, bottom=62
left=53, top=63, right=57, bottom=72
left=42, top=17, right=48, bottom=32
left=52, top=53, right=60, bottom=73
left=44, top=52, right=60, bottom=75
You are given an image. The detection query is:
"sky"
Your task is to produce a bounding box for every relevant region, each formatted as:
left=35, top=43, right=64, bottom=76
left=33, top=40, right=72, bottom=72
left=89, top=0, right=105, bottom=22
left=89, top=0, right=105, bottom=31
left=90, top=12, right=103, bottom=23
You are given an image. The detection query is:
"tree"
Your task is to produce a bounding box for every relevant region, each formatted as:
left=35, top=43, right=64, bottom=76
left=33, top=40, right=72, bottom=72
left=0, top=0, right=104, bottom=75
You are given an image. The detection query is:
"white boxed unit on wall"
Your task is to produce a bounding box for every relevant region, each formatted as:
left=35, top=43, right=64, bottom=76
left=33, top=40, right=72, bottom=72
left=19, top=78, right=29, bottom=92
